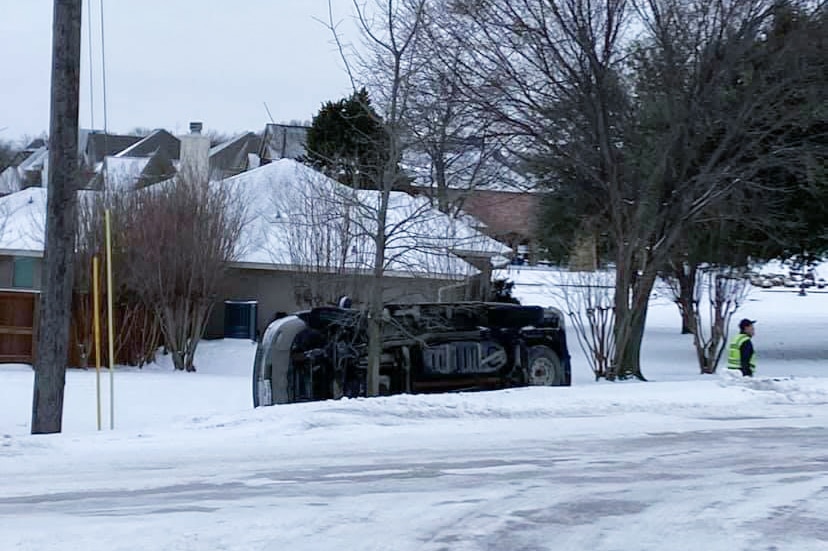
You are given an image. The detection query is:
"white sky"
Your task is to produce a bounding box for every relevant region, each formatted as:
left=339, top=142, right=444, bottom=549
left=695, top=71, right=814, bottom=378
left=1, top=268, right=827, bottom=549
left=0, top=1, right=356, bottom=141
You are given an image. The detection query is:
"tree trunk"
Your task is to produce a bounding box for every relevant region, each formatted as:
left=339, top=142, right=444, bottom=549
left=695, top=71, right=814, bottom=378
left=31, top=0, right=83, bottom=435
left=673, top=264, right=697, bottom=335
left=366, top=308, right=382, bottom=397
left=366, top=220, right=387, bottom=397
left=676, top=267, right=697, bottom=335
left=612, top=247, right=655, bottom=381
left=614, top=286, right=652, bottom=381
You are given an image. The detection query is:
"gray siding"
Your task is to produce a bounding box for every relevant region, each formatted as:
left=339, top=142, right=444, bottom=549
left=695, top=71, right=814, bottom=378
left=205, top=267, right=461, bottom=339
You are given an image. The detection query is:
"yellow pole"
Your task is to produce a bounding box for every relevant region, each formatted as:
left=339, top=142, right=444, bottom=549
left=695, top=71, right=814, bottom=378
left=105, top=209, right=115, bottom=430
left=93, top=255, right=102, bottom=431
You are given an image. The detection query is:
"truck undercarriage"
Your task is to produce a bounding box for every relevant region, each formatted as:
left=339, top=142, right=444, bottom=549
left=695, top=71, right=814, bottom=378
left=253, top=302, right=571, bottom=407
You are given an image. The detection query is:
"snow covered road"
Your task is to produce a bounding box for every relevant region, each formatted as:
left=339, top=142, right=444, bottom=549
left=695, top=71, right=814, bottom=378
left=2, top=381, right=827, bottom=551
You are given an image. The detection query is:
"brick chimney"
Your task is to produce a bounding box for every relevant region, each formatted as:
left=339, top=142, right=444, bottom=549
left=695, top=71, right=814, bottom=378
left=179, top=121, right=210, bottom=182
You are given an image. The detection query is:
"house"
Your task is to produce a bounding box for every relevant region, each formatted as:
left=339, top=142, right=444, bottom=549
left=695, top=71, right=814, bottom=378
left=403, top=145, right=543, bottom=264
left=0, top=187, right=46, bottom=364
left=80, top=130, right=143, bottom=167
left=0, top=140, right=49, bottom=194
left=259, top=123, right=309, bottom=163
left=453, top=189, right=541, bottom=263
left=6, top=126, right=269, bottom=195
left=0, top=136, right=511, bottom=362
left=207, top=157, right=511, bottom=336
left=0, top=131, right=146, bottom=195
left=209, top=132, right=261, bottom=179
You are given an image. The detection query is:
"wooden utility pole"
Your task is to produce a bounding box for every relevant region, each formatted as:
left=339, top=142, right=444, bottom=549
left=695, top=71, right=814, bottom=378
left=31, top=0, right=83, bottom=434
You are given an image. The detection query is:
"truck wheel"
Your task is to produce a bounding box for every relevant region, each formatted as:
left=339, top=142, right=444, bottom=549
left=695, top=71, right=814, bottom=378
left=527, top=345, right=563, bottom=386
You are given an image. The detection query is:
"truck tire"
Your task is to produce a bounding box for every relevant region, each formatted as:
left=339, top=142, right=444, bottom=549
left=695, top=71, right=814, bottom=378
left=527, top=345, right=564, bottom=386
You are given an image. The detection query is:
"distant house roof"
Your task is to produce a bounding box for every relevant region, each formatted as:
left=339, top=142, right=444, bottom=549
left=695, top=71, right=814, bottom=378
left=90, top=150, right=176, bottom=191
left=24, top=138, right=46, bottom=150
left=260, top=124, right=308, bottom=162
left=7, top=143, right=42, bottom=168
left=17, top=147, right=48, bottom=173
left=83, top=132, right=143, bottom=166
left=116, top=129, right=180, bottom=160
left=0, top=159, right=511, bottom=281
left=457, top=190, right=540, bottom=243
left=209, top=132, right=261, bottom=178
left=0, top=187, right=102, bottom=256
left=221, top=159, right=510, bottom=278
left=0, top=146, right=49, bottom=193
left=100, top=156, right=152, bottom=190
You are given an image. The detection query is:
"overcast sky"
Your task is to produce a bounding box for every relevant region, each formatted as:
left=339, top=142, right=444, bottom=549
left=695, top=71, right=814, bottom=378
left=0, top=1, right=356, bottom=142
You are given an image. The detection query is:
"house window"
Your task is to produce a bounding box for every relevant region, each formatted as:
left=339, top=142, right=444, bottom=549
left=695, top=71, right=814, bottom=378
left=12, top=257, right=35, bottom=288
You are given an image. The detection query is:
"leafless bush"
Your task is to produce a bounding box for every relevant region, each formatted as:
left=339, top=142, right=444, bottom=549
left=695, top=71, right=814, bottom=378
left=75, top=191, right=161, bottom=367
left=267, top=172, right=360, bottom=308
left=662, top=265, right=750, bottom=373
left=549, top=270, right=617, bottom=380
left=115, top=169, right=246, bottom=371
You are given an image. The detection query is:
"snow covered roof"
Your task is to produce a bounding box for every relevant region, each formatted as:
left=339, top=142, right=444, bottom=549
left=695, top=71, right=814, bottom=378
left=101, top=156, right=152, bottom=191
left=208, top=132, right=261, bottom=177
left=0, top=167, right=22, bottom=196
left=17, top=146, right=48, bottom=172
left=221, top=159, right=511, bottom=278
left=82, top=131, right=143, bottom=166
left=0, top=187, right=46, bottom=255
left=0, top=187, right=103, bottom=256
left=0, top=160, right=511, bottom=280
left=115, top=129, right=180, bottom=160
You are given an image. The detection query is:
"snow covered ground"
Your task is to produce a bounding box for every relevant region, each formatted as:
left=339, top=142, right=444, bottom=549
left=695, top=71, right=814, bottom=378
left=1, top=268, right=827, bottom=551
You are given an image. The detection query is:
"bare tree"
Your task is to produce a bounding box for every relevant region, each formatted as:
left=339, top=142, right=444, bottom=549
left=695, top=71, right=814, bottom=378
left=262, top=160, right=492, bottom=307
left=547, top=270, right=616, bottom=380
left=663, top=265, right=750, bottom=373
left=74, top=191, right=161, bottom=368
left=663, top=203, right=763, bottom=336
left=71, top=192, right=101, bottom=368
left=266, top=168, right=362, bottom=308
left=325, top=0, right=430, bottom=396
left=116, top=169, right=245, bottom=371
left=400, top=3, right=525, bottom=216
left=440, top=0, right=821, bottom=380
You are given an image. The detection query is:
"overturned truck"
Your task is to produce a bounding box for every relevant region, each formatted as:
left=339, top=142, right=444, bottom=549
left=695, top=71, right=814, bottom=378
left=253, top=301, right=571, bottom=407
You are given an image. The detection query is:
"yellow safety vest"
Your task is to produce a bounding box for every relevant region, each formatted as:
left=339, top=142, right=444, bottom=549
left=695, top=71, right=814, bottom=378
left=727, top=333, right=755, bottom=371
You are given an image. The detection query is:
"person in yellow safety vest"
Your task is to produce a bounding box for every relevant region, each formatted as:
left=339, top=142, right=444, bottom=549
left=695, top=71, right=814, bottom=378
left=728, top=318, right=757, bottom=377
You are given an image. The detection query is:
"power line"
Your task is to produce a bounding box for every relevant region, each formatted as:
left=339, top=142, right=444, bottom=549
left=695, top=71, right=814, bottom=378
left=86, top=0, right=95, bottom=129
left=99, top=0, right=109, bottom=134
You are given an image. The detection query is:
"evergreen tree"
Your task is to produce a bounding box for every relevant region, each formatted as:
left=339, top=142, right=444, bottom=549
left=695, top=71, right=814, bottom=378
left=756, top=2, right=828, bottom=260
left=304, top=88, right=387, bottom=189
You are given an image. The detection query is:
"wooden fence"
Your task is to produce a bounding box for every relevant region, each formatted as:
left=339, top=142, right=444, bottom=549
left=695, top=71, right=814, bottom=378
left=0, top=290, right=38, bottom=364
left=0, top=290, right=158, bottom=368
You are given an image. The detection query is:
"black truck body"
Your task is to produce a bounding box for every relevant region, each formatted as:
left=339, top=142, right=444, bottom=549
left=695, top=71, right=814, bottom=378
left=253, top=301, right=571, bottom=407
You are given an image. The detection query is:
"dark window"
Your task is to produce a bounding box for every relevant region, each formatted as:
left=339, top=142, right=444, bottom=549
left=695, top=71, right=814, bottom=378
left=12, top=257, right=35, bottom=288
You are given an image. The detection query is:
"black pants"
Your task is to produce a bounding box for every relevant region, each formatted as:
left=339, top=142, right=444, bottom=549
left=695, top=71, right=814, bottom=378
left=739, top=366, right=753, bottom=377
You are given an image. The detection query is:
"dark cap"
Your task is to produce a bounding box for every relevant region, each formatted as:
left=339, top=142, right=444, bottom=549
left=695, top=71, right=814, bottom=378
left=738, top=318, right=756, bottom=330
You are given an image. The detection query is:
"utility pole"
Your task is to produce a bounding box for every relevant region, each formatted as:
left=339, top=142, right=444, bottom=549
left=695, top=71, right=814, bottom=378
left=31, top=0, right=83, bottom=434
